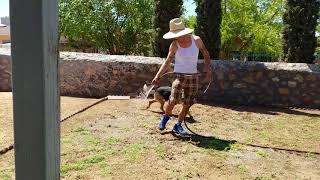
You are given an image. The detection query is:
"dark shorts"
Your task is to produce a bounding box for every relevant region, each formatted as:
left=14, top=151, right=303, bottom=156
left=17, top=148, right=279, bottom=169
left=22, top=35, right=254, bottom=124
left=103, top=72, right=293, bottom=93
left=169, top=74, right=199, bottom=106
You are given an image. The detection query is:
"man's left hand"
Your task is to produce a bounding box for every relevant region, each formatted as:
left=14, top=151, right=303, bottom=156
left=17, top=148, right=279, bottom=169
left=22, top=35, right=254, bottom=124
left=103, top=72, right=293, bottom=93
left=205, top=71, right=212, bottom=82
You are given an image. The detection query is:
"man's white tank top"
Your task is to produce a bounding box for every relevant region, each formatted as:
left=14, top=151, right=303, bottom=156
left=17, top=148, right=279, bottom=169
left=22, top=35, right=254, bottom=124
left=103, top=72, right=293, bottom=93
left=174, top=35, right=199, bottom=74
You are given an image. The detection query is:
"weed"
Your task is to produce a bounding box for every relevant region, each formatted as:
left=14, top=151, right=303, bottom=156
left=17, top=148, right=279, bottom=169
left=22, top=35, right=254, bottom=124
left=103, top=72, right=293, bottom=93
left=0, top=172, right=10, bottom=180
left=99, top=161, right=110, bottom=177
left=155, top=144, right=166, bottom=159
left=229, top=144, right=243, bottom=152
left=61, top=155, right=105, bottom=176
left=123, top=143, right=145, bottom=161
left=238, top=164, right=248, bottom=173
left=106, top=136, right=120, bottom=145
left=256, top=150, right=268, bottom=158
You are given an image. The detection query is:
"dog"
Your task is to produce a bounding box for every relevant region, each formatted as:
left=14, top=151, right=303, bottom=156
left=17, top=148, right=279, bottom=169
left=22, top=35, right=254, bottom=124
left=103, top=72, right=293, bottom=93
left=143, top=84, right=193, bottom=118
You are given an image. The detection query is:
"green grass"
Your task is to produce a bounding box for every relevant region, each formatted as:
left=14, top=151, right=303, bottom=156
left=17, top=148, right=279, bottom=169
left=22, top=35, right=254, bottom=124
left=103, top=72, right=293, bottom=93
left=61, top=155, right=105, bottom=176
left=155, top=144, right=166, bottom=159
left=229, top=144, right=244, bottom=153
left=99, top=161, right=110, bottom=177
left=238, top=164, right=248, bottom=173
left=254, top=176, right=265, bottom=180
left=73, top=127, right=86, bottom=133
left=0, top=172, right=11, bottom=180
left=123, top=143, right=145, bottom=161
left=106, top=136, right=121, bottom=145
left=256, top=149, right=268, bottom=158
left=304, top=152, right=317, bottom=160
left=258, top=130, right=271, bottom=143
left=62, top=127, right=120, bottom=177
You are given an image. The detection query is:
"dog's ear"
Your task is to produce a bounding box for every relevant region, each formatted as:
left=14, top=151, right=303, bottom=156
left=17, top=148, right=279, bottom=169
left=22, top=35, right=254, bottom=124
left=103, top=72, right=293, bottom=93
left=143, top=84, right=149, bottom=92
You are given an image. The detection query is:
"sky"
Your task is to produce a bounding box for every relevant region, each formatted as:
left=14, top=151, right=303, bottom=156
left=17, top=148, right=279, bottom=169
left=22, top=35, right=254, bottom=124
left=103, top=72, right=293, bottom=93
left=0, top=0, right=196, bottom=19
left=184, top=0, right=196, bottom=17
left=0, top=0, right=9, bottom=18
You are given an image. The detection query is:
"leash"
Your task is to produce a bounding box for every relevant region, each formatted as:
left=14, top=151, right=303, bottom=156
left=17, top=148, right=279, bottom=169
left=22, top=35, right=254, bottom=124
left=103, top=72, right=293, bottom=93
left=152, top=71, right=213, bottom=136
left=145, top=71, right=212, bottom=96
left=181, top=122, right=320, bottom=156
left=163, top=74, right=320, bottom=156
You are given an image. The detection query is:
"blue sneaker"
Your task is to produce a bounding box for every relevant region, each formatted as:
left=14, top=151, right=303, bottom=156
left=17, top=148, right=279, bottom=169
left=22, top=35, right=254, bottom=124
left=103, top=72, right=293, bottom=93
left=172, top=122, right=188, bottom=135
left=159, top=115, right=170, bottom=130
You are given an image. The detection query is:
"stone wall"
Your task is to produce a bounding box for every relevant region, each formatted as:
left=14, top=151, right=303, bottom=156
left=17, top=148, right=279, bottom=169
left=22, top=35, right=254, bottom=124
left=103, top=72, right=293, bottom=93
left=0, top=53, right=11, bottom=91
left=205, top=61, right=320, bottom=108
left=59, top=53, right=168, bottom=97
left=1, top=48, right=320, bottom=108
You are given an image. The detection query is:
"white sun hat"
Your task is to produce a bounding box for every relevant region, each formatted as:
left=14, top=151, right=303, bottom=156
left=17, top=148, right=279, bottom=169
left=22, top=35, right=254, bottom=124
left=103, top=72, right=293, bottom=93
left=163, top=18, right=193, bottom=39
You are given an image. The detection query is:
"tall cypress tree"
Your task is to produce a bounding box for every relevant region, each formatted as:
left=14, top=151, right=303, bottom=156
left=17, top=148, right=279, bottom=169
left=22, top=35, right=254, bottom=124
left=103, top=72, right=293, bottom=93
left=283, top=0, right=320, bottom=63
left=195, top=0, right=222, bottom=59
left=153, top=0, right=183, bottom=58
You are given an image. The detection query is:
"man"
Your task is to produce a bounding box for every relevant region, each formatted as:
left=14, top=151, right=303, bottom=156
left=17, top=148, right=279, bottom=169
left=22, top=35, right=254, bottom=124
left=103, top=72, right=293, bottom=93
left=152, top=18, right=212, bottom=134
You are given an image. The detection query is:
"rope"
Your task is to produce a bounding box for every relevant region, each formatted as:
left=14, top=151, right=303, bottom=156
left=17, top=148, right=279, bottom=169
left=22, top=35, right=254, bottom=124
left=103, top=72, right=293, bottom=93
left=60, top=96, right=108, bottom=123
left=0, top=144, right=14, bottom=155
left=0, top=96, right=109, bottom=156
left=2, top=94, right=319, bottom=157
left=183, top=119, right=320, bottom=156
left=159, top=71, right=320, bottom=156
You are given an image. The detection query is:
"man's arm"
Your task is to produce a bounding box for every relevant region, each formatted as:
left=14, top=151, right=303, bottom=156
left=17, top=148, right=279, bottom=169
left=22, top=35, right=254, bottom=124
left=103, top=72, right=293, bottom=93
left=195, top=36, right=212, bottom=81
left=196, top=37, right=211, bottom=73
left=152, top=42, right=177, bottom=84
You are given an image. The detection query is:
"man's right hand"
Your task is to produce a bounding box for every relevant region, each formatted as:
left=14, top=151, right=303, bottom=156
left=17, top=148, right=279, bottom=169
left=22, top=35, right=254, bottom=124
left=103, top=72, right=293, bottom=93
left=151, top=77, right=160, bottom=85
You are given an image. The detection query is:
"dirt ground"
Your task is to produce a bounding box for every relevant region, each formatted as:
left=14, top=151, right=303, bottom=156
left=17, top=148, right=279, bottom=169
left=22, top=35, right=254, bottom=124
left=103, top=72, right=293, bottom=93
left=1, top=92, right=320, bottom=180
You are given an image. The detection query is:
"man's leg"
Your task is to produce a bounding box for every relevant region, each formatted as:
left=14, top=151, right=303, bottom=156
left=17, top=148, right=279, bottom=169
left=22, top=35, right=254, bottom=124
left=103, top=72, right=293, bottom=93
left=173, top=76, right=197, bottom=134
left=159, top=103, right=175, bottom=131
left=164, top=102, right=175, bottom=116
left=159, top=78, right=181, bottom=130
left=172, top=103, right=190, bottom=134
left=178, top=104, right=190, bottom=122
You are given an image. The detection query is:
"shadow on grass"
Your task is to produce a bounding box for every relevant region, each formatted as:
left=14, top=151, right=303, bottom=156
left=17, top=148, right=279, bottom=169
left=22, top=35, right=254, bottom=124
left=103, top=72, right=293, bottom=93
left=170, top=132, right=235, bottom=151
left=143, top=101, right=320, bottom=120
left=198, top=101, right=320, bottom=118
left=167, top=131, right=320, bottom=155
left=145, top=110, right=197, bottom=123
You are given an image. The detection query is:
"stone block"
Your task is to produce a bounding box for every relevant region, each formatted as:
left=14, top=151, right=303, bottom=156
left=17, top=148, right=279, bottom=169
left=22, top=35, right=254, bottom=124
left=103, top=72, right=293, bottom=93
left=228, top=73, right=237, bottom=81
left=272, top=77, right=280, bottom=82
left=288, top=81, right=297, bottom=88
left=233, top=83, right=247, bottom=89
left=306, top=75, right=316, bottom=81
left=294, top=74, right=304, bottom=83
left=255, top=72, right=263, bottom=79
left=278, top=88, right=290, bottom=95
left=243, top=74, right=256, bottom=83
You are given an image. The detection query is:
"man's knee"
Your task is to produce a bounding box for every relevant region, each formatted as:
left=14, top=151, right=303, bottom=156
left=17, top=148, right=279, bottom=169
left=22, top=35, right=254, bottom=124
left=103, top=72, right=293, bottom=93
left=182, top=103, right=191, bottom=110
left=165, top=103, right=175, bottom=114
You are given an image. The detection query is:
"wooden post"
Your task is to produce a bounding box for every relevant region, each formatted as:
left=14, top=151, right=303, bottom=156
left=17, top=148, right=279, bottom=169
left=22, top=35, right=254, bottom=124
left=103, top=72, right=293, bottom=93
left=10, top=0, right=60, bottom=179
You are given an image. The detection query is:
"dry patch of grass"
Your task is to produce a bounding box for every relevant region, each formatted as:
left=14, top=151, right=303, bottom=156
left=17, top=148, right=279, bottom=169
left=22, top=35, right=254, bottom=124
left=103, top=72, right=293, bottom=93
left=1, top=93, right=320, bottom=179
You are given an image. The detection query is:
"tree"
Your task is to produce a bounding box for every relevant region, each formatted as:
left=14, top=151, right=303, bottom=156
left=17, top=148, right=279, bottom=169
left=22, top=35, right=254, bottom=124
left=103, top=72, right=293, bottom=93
left=195, top=0, right=222, bottom=59
left=153, top=0, right=183, bottom=58
left=182, top=15, right=197, bottom=30
left=220, top=0, right=284, bottom=61
left=283, top=0, right=320, bottom=63
left=59, top=0, right=154, bottom=55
